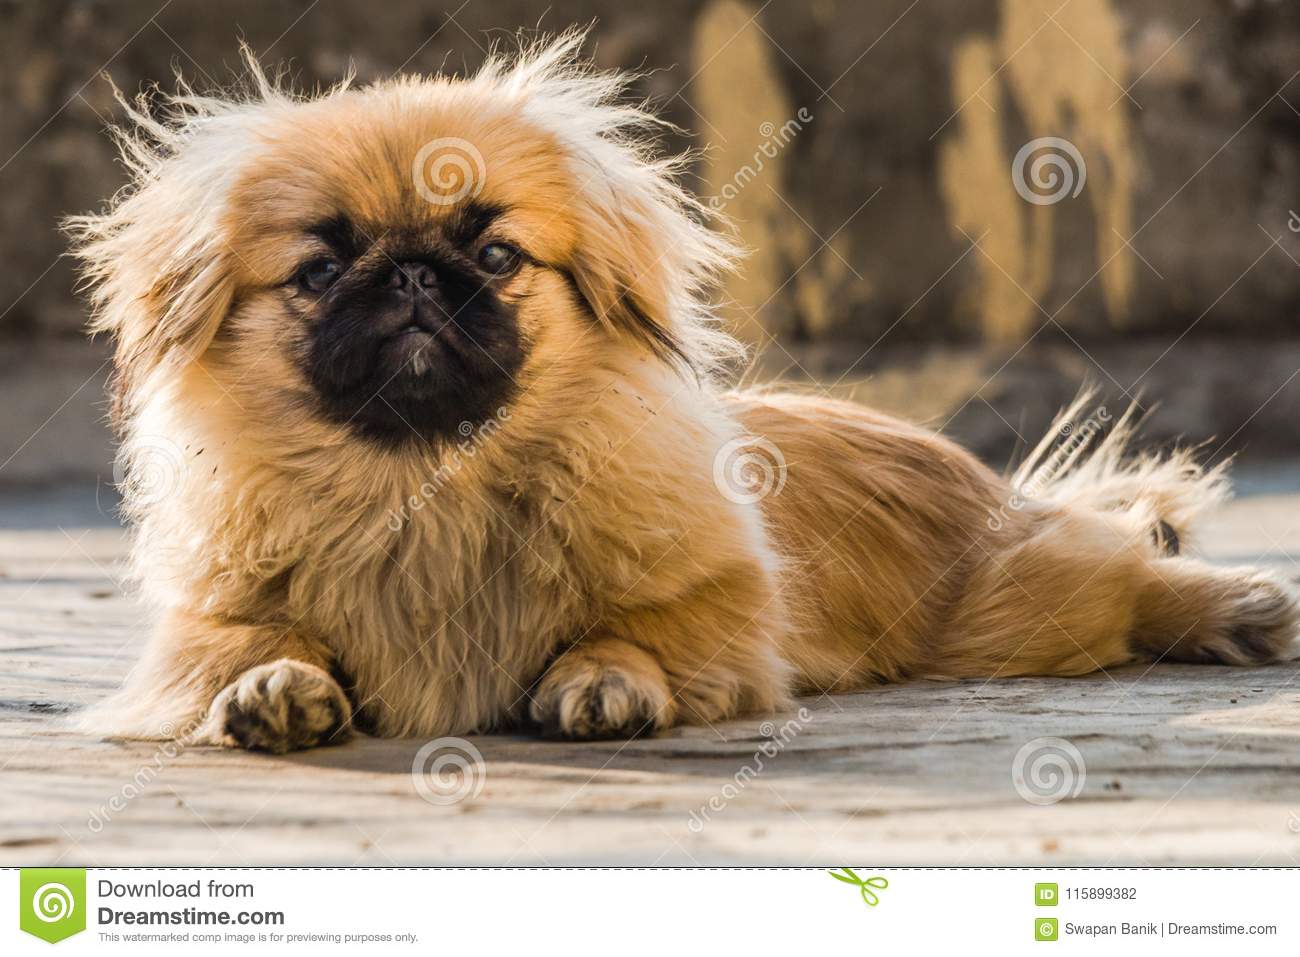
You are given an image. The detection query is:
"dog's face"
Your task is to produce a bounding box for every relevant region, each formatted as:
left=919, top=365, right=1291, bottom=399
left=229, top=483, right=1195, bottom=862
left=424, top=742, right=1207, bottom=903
left=222, top=96, right=580, bottom=445
left=264, top=192, right=536, bottom=445
left=288, top=204, right=529, bottom=443
left=70, top=36, right=735, bottom=451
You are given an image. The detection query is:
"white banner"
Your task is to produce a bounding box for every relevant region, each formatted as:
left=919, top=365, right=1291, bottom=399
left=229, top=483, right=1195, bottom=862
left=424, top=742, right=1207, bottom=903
left=6, top=868, right=1298, bottom=954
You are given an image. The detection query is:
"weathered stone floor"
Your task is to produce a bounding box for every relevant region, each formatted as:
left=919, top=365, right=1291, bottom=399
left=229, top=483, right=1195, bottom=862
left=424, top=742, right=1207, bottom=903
left=2, top=488, right=1299, bottom=864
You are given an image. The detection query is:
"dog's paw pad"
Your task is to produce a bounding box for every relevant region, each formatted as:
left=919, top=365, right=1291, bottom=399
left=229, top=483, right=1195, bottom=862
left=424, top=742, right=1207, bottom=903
left=206, top=659, right=352, bottom=753
left=530, top=660, right=671, bottom=741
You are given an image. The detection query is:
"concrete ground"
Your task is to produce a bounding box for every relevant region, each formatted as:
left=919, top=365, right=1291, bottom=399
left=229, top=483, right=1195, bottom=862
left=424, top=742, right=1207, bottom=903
left=1, top=477, right=1299, bottom=865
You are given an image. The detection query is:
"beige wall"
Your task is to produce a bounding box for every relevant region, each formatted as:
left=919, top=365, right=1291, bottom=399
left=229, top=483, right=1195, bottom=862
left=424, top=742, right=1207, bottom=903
left=4, top=1, right=1299, bottom=348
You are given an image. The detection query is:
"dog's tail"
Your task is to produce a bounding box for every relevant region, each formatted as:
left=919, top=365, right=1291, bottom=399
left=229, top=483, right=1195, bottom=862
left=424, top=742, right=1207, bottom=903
left=1010, top=390, right=1298, bottom=666
left=1010, top=389, right=1228, bottom=556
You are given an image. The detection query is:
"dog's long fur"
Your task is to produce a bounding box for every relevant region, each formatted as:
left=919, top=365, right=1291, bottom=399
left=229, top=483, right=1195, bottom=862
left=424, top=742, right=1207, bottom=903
left=68, top=34, right=1299, bottom=752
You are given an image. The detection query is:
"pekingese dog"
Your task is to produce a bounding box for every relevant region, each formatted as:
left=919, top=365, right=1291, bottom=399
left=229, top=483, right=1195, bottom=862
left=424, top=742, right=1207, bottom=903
left=68, top=33, right=1298, bottom=753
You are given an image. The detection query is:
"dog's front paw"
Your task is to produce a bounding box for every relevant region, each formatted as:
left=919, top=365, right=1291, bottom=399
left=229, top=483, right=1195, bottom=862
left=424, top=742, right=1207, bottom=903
left=203, top=659, right=352, bottom=753
left=530, top=640, right=674, bottom=740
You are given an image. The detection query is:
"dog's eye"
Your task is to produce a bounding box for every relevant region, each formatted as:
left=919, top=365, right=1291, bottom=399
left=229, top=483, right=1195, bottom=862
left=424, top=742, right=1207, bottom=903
left=298, top=258, right=343, bottom=294
left=478, top=242, right=521, bottom=276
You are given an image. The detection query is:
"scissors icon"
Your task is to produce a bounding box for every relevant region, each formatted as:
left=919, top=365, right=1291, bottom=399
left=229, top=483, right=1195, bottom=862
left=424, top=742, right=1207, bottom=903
left=828, top=867, right=889, bottom=906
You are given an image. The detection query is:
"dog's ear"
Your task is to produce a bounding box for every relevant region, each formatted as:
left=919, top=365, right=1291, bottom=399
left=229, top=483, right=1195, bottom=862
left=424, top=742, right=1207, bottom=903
left=565, top=163, right=730, bottom=371
left=494, top=31, right=741, bottom=375
left=64, top=66, right=273, bottom=421
left=67, top=188, right=235, bottom=420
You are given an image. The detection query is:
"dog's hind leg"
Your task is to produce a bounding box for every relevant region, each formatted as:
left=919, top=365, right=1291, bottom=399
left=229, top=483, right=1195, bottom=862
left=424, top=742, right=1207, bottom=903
left=931, top=506, right=1299, bottom=679
left=998, top=393, right=1300, bottom=670
left=1130, top=558, right=1300, bottom=665
left=931, top=507, right=1150, bottom=679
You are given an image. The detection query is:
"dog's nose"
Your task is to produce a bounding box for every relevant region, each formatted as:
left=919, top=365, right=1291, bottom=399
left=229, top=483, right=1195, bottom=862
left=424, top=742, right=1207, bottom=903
left=388, top=261, right=438, bottom=292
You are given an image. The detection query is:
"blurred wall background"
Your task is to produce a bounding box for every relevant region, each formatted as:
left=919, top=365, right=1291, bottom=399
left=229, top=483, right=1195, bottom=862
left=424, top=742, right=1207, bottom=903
left=1, top=0, right=1298, bottom=490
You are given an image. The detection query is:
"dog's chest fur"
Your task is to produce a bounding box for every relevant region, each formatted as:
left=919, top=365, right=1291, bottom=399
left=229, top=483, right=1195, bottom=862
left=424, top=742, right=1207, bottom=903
left=135, top=362, right=751, bottom=738
left=291, top=478, right=585, bottom=737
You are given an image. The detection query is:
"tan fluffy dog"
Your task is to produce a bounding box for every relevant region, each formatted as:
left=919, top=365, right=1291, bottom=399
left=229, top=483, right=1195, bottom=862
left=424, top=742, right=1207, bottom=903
left=68, top=34, right=1298, bottom=752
